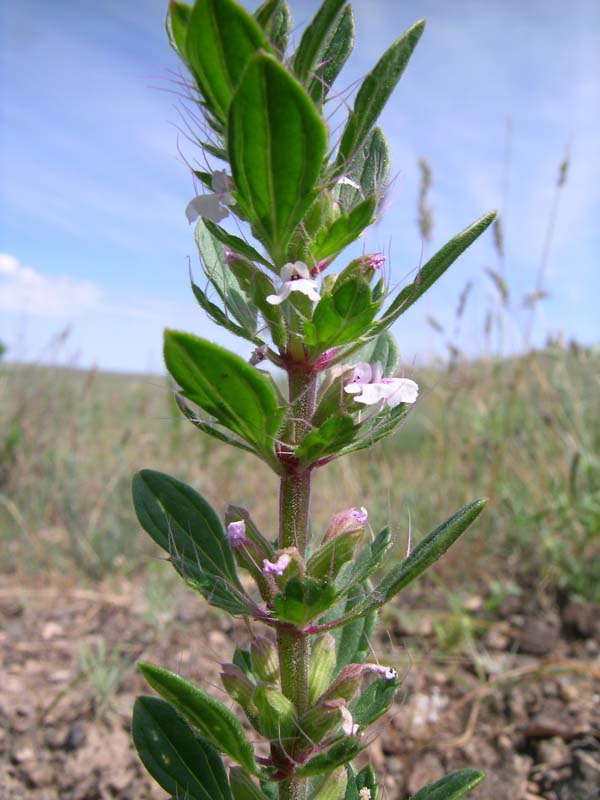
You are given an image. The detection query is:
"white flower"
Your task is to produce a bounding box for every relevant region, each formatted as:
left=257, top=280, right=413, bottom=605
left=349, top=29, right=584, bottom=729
left=262, top=553, right=292, bottom=576
left=185, top=170, right=234, bottom=224
left=359, top=789, right=372, bottom=800
left=266, top=261, right=320, bottom=305
left=340, top=705, right=359, bottom=736
left=344, top=361, right=418, bottom=408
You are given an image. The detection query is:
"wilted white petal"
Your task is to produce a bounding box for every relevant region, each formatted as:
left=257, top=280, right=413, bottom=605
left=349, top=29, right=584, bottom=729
left=352, top=383, right=390, bottom=405
left=340, top=705, right=359, bottom=736
left=371, top=361, right=383, bottom=383
left=385, top=378, right=419, bottom=407
left=266, top=283, right=293, bottom=305
left=289, top=278, right=320, bottom=302
left=337, top=176, right=362, bottom=191
left=212, top=169, right=233, bottom=195
left=185, top=194, right=229, bottom=224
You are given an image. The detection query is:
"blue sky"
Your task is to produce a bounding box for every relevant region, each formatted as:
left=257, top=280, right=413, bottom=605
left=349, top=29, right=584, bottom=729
left=1, top=0, right=598, bottom=373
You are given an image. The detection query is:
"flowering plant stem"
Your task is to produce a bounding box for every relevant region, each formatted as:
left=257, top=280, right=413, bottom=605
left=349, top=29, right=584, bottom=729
left=278, top=368, right=316, bottom=800
left=130, top=3, right=497, bottom=800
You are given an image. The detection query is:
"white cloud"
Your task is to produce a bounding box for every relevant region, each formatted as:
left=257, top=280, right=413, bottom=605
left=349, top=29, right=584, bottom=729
left=0, top=253, right=103, bottom=315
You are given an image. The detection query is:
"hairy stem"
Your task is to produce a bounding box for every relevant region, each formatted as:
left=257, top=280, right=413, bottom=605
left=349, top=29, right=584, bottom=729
left=278, top=366, right=316, bottom=800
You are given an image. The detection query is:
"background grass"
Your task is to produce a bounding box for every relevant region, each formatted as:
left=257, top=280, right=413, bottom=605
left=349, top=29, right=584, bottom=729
left=1, top=343, right=598, bottom=603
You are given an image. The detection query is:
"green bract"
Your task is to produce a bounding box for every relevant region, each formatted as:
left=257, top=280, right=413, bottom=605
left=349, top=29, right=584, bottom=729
left=133, top=2, right=496, bottom=799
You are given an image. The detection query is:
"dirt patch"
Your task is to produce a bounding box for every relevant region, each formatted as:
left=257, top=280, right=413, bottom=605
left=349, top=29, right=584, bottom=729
left=1, top=577, right=599, bottom=799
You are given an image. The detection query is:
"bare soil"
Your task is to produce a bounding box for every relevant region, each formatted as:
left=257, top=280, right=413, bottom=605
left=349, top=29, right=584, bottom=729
left=1, top=575, right=599, bottom=800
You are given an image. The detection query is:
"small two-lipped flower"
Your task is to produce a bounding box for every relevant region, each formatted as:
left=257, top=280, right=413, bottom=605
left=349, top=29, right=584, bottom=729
left=185, top=170, right=234, bottom=224
left=266, top=261, right=320, bottom=305
left=344, top=361, right=418, bottom=408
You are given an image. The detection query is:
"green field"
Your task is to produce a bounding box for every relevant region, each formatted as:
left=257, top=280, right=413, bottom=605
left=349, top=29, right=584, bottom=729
left=2, top=346, right=598, bottom=602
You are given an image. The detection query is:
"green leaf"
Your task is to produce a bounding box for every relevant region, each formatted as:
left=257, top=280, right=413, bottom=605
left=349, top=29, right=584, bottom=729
left=376, top=499, right=487, bottom=603
left=309, top=767, right=348, bottom=800
left=249, top=271, right=288, bottom=348
left=254, top=0, right=292, bottom=54
left=228, top=52, right=327, bottom=261
left=349, top=330, right=400, bottom=376
left=133, top=469, right=238, bottom=583
left=342, top=527, right=393, bottom=594
left=132, top=469, right=253, bottom=615
left=337, top=402, right=412, bottom=459
left=337, top=127, right=390, bottom=210
left=174, top=392, right=259, bottom=456
left=310, top=278, right=379, bottom=350
left=195, top=220, right=258, bottom=335
left=309, top=5, right=354, bottom=106
left=313, top=197, right=376, bottom=261
left=166, top=1, right=192, bottom=62
left=373, top=211, right=497, bottom=333
left=133, top=696, right=232, bottom=800
left=203, top=219, right=274, bottom=269
left=293, top=0, right=345, bottom=83
left=191, top=280, right=259, bottom=345
left=410, top=769, right=484, bottom=800
left=140, top=663, right=257, bottom=774
left=296, top=738, right=364, bottom=777
left=273, top=577, right=337, bottom=624
left=186, top=0, right=266, bottom=121
left=164, top=331, right=284, bottom=460
left=351, top=675, right=399, bottom=727
left=343, top=765, right=359, bottom=800
left=355, top=765, right=378, bottom=800
left=296, top=415, right=357, bottom=466
left=337, top=20, right=426, bottom=167
left=251, top=684, right=297, bottom=739
left=331, top=585, right=377, bottom=672
left=230, top=767, right=272, bottom=800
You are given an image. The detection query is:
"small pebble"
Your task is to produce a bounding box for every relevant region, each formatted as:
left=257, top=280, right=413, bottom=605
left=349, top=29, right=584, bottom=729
left=63, top=723, right=87, bottom=752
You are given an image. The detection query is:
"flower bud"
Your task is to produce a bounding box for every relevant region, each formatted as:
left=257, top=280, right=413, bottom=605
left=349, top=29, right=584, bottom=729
left=252, top=684, right=297, bottom=740
left=224, top=507, right=276, bottom=601
left=308, top=634, right=336, bottom=705
left=300, top=697, right=358, bottom=745
left=221, top=663, right=255, bottom=710
left=323, top=507, right=368, bottom=543
left=307, top=527, right=364, bottom=581
left=250, top=637, right=279, bottom=684
left=336, top=254, right=385, bottom=287
left=321, top=663, right=364, bottom=704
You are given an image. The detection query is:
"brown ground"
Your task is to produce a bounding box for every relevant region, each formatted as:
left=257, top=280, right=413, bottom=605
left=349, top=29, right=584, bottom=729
left=1, top=576, right=599, bottom=800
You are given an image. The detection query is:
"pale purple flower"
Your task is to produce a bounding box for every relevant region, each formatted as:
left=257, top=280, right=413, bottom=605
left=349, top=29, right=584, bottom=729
left=344, top=361, right=418, bottom=408
left=266, top=262, right=320, bottom=305
left=227, top=520, right=248, bottom=547
left=352, top=507, right=368, bottom=525
left=323, top=506, right=368, bottom=542
left=340, top=704, right=359, bottom=736
left=364, top=253, right=386, bottom=271
left=185, top=170, right=234, bottom=224
left=262, top=553, right=292, bottom=576
left=365, top=663, right=398, bottom=680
